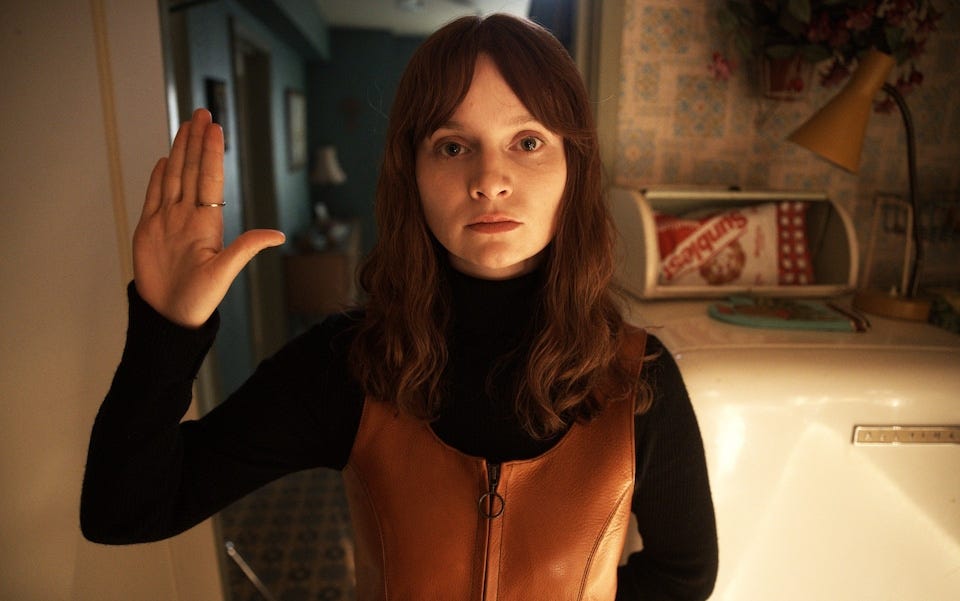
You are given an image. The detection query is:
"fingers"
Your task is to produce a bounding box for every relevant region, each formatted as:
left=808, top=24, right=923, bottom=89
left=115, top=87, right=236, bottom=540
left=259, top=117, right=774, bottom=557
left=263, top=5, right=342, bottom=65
left=180, top=108, right=213, bottom=206
left=141, top=158, right=166, bottom=219
left=163, top=118, right=190, bottom=205
left=161, top=108, right=213, bottom=207
left=197, top=124, right=225, bottom=207
left=214, top=229, right=287, bottom=281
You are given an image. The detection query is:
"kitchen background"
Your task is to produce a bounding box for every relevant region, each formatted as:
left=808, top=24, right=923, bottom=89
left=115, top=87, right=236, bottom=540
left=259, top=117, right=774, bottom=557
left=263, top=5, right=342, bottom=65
left=614, top=0, right=959, bottom=289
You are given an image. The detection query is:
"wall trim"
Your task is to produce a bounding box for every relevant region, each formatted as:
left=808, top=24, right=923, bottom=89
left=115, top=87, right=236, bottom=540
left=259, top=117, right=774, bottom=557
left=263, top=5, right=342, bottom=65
left=90, top=0, right=133, bottom=288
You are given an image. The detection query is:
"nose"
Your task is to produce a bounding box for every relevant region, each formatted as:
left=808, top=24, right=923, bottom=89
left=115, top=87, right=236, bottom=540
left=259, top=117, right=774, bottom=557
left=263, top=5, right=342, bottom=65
left=469, top=151, right=512, bottom=201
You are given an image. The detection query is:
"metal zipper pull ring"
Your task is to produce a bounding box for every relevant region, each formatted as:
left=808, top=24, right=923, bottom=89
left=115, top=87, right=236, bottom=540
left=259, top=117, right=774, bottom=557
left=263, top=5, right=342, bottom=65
left=478, top=490, right=505, bottom=519
left=479, top=462, right=505, bottom=518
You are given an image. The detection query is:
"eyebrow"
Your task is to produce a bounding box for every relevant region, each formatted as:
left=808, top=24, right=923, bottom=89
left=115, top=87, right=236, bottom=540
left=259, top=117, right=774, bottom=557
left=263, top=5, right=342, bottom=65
left=436, top=113, right=541, bottom=132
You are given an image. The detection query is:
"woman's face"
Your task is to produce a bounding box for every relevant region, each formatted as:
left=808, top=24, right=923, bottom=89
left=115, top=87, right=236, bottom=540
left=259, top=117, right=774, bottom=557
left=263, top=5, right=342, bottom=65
left=415, top=54, right=567, bottom=280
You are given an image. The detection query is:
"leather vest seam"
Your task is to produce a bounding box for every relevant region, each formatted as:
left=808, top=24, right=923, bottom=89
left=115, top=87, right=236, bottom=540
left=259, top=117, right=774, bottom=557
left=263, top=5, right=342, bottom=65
left=345, top=400, right=393, bottom=600
left=343, top=466, right=390, bottom=599
left=578, top=483, right=633, bottom=600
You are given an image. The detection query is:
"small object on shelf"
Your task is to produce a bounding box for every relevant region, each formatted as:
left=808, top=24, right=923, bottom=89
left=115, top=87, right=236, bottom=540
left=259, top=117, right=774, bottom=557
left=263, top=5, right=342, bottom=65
left=299, top=202, right=352, bottom=252
left=609, top=187, right=857, bottom=300
left=927, top=287, right=960, bottom=334
left=285, top=219, right=361, bottom=316
left=852, top=287, right=932, bottom=322
left=760, top=54, right=813, bottom=101
left=708, top=296, right=869, bottom=332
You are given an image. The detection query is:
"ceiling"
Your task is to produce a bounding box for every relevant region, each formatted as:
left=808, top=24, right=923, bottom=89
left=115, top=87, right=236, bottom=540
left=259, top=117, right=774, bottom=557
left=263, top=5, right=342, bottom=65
left=313, top=0, right=532, bottom=36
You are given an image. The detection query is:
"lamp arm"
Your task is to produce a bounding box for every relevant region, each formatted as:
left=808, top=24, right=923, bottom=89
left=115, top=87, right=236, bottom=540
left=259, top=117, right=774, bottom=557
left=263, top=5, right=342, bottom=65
left=880, top=82, right=923, bottom=297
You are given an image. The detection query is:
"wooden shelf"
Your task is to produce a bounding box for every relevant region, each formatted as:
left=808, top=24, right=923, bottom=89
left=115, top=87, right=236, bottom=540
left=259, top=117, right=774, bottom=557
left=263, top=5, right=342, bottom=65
left=283, top=224, right=360, bottom=315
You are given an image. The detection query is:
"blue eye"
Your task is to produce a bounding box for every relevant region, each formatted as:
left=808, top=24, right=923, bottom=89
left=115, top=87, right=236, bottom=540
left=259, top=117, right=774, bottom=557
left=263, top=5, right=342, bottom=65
left=519, top=137, right=541, bottom=152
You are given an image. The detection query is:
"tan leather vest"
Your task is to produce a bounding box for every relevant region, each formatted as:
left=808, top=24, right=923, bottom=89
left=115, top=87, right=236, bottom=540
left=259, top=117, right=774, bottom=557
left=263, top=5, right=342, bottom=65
left=343, top=330, right=646, bottom=601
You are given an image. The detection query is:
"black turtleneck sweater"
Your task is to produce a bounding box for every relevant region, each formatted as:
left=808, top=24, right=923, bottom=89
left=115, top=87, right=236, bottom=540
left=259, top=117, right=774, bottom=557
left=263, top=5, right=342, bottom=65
left=81, top=271, right=718, bottom=600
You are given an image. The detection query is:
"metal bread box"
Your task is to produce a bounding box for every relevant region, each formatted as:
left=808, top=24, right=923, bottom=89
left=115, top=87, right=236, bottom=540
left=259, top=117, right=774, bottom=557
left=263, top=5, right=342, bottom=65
left=609, top=187, right=858, bottom=299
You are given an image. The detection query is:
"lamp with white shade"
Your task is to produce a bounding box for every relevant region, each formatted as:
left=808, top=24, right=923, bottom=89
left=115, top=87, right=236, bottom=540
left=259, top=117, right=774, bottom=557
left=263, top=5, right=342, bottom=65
left=306, top=145, right=350, bottom=250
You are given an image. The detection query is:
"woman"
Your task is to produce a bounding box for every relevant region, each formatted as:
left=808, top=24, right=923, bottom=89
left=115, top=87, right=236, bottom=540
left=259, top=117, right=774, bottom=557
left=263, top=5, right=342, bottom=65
left=81, top=14, right=717, bottom=600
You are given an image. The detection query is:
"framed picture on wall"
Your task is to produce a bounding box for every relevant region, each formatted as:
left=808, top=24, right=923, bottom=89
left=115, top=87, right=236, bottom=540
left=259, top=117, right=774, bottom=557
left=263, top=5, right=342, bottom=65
left=286, top=89, right=307, bottom=171
left=205, top=78, right=230, bottom=150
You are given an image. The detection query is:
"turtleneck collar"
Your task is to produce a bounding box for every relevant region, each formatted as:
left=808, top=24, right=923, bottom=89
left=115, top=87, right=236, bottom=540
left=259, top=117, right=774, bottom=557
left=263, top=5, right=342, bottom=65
left=436, top=261, right=558, bottom=459
left=446, top=262, right=545, bottom=344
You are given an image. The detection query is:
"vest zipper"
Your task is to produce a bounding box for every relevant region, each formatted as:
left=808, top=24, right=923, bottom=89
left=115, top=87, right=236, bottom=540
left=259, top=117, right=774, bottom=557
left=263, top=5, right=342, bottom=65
left=480, top=461, right=504, bottom=600
left=479, top=461, right=504, bottom=519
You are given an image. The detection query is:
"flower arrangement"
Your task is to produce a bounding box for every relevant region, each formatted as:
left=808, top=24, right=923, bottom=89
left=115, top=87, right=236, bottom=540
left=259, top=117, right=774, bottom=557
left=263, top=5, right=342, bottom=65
left=715, top=0, right=947, bottom=103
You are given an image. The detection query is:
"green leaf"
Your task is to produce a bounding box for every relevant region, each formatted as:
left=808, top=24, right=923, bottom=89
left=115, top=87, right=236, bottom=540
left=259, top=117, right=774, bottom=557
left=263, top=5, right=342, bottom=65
left=765, top=44, right=801, bottom=59
left=725, top=0, right=754, bottom=22
left=778, top=11, right=807, bottom=37
left=787, top=0, right=812, bottom=23
left=801, top=44, right=833, bottom=62
left=717, top=10, right=736, bottom=31
left=884, top=25, right=905, bottom=51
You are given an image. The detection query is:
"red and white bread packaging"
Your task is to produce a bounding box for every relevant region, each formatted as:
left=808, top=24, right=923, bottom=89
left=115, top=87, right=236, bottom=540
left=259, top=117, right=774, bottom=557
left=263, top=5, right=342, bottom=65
left=655, top=202, right=814, bottom=288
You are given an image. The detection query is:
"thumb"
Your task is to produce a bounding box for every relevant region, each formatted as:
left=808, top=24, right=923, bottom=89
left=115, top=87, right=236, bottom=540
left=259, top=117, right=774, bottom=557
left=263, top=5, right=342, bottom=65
left=215, top=229, right=286, bottom=279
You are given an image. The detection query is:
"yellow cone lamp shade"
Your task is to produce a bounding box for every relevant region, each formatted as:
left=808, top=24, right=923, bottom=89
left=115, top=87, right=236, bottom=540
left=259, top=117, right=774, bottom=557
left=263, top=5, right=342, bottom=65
left=788, top=48, right=931, bottom=322
left=788, top=49, right=894, bottom=173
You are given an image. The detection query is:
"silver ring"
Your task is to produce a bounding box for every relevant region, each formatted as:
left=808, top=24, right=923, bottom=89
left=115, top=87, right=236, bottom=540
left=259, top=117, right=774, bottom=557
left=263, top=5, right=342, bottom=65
left=196, top=202, right=226, bottom=208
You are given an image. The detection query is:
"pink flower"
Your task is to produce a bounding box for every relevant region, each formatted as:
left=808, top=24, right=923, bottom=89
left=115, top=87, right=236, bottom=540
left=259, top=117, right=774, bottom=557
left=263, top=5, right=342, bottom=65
left=874, top=96, right=896, bottom=113
left=915, top=5, right=943, bottom=35
left=908, top=66, right=924, bottom=86
left=819, top=59, right=851, bottom=88
left=806, top=12, right=833, bottom=43
left=895, top=65, right=924, bottom=95
left=708, top=51, right=736, bottom=81
left=907, top=37, right=927, bottom=58
left=884, top=9, right=907, bottom=27
left=829, top=28, right=851, bottom=49
left=845, top=1, right=876, bottom=31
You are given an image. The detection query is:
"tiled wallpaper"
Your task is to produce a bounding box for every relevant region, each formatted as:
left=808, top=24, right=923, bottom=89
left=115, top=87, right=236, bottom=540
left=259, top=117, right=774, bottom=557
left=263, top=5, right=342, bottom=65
left=614, top=0, right=960, bottom=288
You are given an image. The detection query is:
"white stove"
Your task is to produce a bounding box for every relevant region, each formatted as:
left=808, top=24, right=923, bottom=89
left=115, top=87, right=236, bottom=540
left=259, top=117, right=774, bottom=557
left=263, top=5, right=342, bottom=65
left=622, top=297, right=960, bottom=600
left=609, top=186, right=960, bottom=599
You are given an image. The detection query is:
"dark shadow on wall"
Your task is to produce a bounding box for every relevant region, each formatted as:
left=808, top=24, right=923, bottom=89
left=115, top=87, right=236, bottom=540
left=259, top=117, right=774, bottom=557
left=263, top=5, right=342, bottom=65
left=307, top=28, right=425, bottom=256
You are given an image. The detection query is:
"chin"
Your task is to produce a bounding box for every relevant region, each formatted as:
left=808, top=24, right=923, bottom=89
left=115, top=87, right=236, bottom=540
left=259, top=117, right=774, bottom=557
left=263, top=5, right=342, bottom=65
left=461, top=255, right=541, bottom=280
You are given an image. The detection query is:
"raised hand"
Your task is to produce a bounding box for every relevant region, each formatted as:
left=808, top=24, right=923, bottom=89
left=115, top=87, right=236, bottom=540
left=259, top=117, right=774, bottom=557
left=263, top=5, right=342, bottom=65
left=133, top=108, right=286, bottom=328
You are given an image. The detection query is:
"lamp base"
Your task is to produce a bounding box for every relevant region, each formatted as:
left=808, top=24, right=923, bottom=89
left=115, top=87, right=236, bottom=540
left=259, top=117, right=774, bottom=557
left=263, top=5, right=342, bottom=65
left=852, top=288, right=931, bottom=322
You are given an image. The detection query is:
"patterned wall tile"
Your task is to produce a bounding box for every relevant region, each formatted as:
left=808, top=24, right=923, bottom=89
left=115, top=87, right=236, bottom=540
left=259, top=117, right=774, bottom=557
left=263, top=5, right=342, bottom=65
left=674, top=75, right=726, bottom=137
left=613, top=1, right=960, bottom=283
left=661, top=152, right=683, bottom=182
left=632, top=62, right=661, bottom=103
left=637, top=5, right=694, bottom=55
left=617, top=128, right=657, bottom=181
left=690, top=159, right=739, bottom=185
left=745, top=162, right=771, bottom=188
left=782, top=171, right=833, bottom=192
left=913, top=87, right=950, bottom=146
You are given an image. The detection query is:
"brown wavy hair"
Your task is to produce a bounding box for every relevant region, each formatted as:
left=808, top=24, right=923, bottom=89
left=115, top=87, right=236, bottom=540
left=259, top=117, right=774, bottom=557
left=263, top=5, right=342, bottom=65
left=349, top=13, right=650, bottom=438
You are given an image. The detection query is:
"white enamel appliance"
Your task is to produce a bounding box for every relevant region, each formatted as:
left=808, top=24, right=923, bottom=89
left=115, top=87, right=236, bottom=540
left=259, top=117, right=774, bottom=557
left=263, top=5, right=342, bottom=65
left=611, top=187, right=960, bottom=600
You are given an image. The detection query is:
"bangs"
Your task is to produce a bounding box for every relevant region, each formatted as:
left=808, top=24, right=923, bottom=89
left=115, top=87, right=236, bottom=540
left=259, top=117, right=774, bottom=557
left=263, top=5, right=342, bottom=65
left=479, top=18, right=591, bottom=141
left=395, top=14, right=591, bottom=149
left=395, top=20, right=478, bottom=147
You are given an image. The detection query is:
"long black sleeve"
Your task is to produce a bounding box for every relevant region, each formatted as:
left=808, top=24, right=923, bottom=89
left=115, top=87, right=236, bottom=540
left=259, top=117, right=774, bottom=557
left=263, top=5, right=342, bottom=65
left=616, top=336, right=719, bottom=600
left=82, top=281, right=717, bottom=598
left=80, top=284, right=363, bottom=544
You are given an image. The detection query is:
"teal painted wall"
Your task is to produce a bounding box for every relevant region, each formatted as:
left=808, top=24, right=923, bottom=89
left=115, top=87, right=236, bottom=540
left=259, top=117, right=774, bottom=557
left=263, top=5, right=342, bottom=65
left=307, top=28, right=425, bottom=255
left=182, top=0, right=324, bottom=396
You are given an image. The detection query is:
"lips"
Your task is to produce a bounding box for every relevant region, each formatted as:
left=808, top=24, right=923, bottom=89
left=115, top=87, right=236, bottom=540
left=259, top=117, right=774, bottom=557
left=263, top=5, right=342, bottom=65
left=466, top=215, right=521, bottom=234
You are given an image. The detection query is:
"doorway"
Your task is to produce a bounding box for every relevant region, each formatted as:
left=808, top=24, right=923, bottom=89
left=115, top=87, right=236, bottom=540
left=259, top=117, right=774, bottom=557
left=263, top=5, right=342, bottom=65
left=231, top=28, right=287, bottom=363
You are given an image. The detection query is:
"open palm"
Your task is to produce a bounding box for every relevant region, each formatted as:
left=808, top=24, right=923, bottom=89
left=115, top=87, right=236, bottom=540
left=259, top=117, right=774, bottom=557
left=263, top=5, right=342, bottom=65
left=133, top=108, right=285, bottom=328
